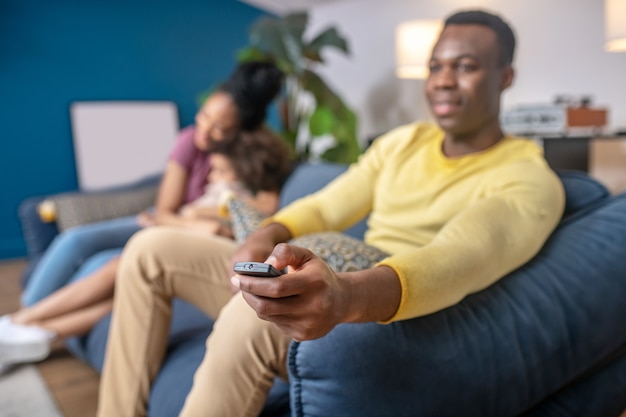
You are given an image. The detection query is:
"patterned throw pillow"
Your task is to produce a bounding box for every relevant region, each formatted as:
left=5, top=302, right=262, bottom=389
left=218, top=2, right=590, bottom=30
left=227, top=197, right=268, bottom=244
left=289, top=232, right=388, bottom=272
left=227, top=197, right=388, bottom=272
left=48, top=184, right=157, bottom=231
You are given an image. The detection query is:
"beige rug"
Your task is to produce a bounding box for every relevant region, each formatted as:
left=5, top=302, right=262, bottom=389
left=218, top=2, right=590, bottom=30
left=0, top=364, right=63, bottom=417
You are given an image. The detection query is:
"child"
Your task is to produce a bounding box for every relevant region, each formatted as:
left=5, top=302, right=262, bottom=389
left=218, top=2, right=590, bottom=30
left=0, top=128, right=292, bottom=371
left=139, top=152, right=254, bottom=236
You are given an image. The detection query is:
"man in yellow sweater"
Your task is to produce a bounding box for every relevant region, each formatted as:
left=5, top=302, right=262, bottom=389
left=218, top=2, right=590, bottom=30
left=98, top=9, right=565, bottom=417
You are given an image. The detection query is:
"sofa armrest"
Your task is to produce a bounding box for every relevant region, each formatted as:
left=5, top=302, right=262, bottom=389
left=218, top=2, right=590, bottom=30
left=45, top=174, right=161, bottom=232
left=18, top=195, right=60, bottom=286
left=18, top=195, right=60, bottom=259
left=17, top=174, right=162, bottom=285
left=288, top=192, right=626, bottom=417
left=556, top=169, right=610, bottom=222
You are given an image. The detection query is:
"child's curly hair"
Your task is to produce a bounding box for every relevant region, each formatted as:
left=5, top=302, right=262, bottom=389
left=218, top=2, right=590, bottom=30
left=211, top=127, right=294, bottom=195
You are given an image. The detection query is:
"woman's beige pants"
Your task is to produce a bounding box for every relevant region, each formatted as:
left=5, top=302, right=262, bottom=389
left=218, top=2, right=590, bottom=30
left=96, top=227, right=291, bottom=417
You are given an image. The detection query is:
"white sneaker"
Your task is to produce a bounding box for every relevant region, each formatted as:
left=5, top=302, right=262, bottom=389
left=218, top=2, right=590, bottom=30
left=0, top=315, right=11, bottom=327
left=0, top=315, right=52, bottom=366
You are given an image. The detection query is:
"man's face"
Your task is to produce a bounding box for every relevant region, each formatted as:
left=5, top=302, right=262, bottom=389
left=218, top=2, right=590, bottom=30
left=425, top=24, right=513, bottom=137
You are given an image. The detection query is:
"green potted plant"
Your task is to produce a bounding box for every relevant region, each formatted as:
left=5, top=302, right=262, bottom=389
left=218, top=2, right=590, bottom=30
left=237, top=12, right=361, bottom=164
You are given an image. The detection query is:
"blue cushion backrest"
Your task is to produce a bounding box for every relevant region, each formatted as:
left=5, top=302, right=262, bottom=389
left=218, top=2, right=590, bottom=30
left=280, top=162, right=367, bottom=239
left=288, top=191, right=626, bottom=417
left=280, top=162, right=349, bottom=206
left=557, top=170, right=610, bottom=221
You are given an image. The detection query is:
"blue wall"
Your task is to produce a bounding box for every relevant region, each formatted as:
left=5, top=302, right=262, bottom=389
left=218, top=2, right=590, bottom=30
left=0, top=0, right=269, bottom=259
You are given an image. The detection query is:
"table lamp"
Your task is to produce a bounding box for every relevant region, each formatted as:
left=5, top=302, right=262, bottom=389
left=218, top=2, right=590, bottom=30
left=605, top=0, right=626, bottom=51
left=395, top=20, right=443, bottom=79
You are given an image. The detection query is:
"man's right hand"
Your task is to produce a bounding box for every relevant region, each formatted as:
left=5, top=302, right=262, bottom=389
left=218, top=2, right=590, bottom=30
left=232, top=243, right=402, bottom=341
left=230, top=222, right=292, bottom=291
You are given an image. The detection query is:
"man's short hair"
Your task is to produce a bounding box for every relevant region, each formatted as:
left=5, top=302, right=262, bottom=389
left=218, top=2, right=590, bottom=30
left=444, top=10, right=516, bottom=66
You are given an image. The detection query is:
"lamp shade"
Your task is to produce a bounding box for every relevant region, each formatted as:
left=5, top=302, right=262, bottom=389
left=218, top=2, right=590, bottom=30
left=606, top=0, right=626, bottom=51
left=395, top=20, right=443, bottom=79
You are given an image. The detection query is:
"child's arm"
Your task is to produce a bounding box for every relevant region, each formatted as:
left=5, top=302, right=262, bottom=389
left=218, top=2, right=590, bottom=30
left=179, top=204, right=222, bottom=220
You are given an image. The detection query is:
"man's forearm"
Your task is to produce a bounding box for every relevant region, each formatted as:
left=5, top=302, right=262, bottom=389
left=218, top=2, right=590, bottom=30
left=339, top=265, right=402, bottom=324
left=257, top=222, right=293, bottom=246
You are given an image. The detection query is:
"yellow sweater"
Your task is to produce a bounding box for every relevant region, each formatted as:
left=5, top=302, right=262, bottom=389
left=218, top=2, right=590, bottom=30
left=271, top=122, right=565, bottom=322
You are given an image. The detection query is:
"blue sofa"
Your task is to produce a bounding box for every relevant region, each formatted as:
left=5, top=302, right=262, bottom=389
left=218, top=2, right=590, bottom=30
left=18, top=162, right=626, bottom=416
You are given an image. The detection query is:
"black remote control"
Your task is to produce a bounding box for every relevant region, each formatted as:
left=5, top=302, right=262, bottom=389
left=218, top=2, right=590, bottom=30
left=233, top=262, right=284, bottom=277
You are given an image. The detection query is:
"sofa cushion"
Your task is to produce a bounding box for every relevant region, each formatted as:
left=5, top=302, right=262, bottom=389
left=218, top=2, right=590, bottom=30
left=279, top=162, right=367, bottom=240
left=288, top=192, right=626, bottom=416
left=521, top=346, right=626, bottom=416
left=289, top=232, right=387, bottom=272
left=228, top=195, right=387, bottom=273
left=227, top=197, right=267, bottom=244
left=557, top=170, right=610, bottom=220
left=279, top=162, right=350, bottom=207
left=48, top=183, right=157, bottom=232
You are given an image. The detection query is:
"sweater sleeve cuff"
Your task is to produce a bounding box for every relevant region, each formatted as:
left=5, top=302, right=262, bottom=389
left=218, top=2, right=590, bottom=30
left=374, top=260, right=409, bottom=324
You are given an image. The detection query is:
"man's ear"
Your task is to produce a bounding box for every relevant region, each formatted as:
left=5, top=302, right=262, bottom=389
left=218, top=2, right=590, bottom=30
left=500, top=66, right=515, bottom=91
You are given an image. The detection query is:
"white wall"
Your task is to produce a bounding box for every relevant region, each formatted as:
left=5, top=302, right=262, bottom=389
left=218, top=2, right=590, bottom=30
left=305, top=0, right=626, bottom=141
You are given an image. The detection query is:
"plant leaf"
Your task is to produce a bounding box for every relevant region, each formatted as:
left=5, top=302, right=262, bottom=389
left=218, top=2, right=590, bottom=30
left=281, top=12, right=308, bottom=43
left=236, top=46, right=268, bottom=63
left=306, top=27, right=350, bottom=57
left=248, top=16, right=295, bottom=73
left=240, top=13, right=361, bottom=164
left=301, top=70, right=345, bottom=113
left=309, top=105, right=335, bottom=136
left=280, top=29, right=304, bottom=75
left=246, top=13, right=312, bottom=75
left=299, top=70, right=360, bottom=163
left=326, top=106, right=360, bottom=163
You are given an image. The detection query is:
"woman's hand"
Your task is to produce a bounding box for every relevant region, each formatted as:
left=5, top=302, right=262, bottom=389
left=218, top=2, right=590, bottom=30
left=137, top=210, right=157, bottom=228
left=179, top=204, right=199, bottom=219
